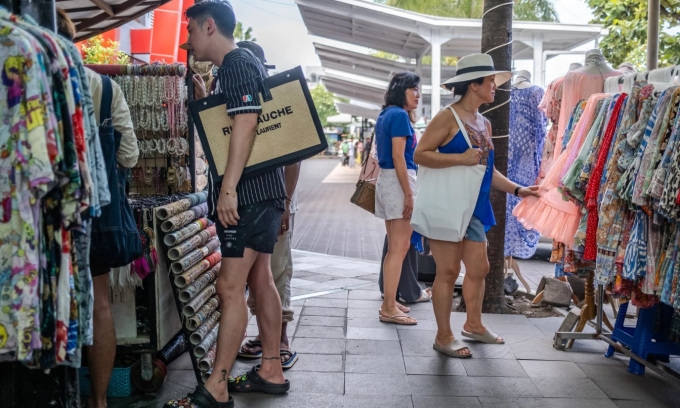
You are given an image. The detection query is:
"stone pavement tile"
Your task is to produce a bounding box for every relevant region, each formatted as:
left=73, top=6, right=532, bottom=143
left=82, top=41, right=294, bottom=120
left=346, top=339, right=403, bottom=356
left=290, top=353, right=344, bottom=373
left=290, top=279, right=318, bottom=288
left=527, top=316, right=565, bottom=337
left=397, top=329, right=437, bottom=343
left=576, top=362, right=680, bottom=403
left=347, top=282, right=380, bottom=290
left=168, top=351, right=193, bottom=370
left=614, top=400, right=677, bottom=408
left=485, top=322, right=544, bottom=336
left=305, top=266, right=377, bottom=279
left=407, top=375, right=474, bottom=396
left=231, top=394, right=277, bottom=408
left=510, top=341, right=574, bottom=361
left=477, top=397, right=547, bottom=408
left=497, top=332, right=551, bottom=346
left=396, top=319, right=439, bottom=331
left=295, top=325, right=346, bottom=339
left=292, top=338, right=346, bottom=354
left=412, top=396, right=482, bottom=408
left=311, top=279, right=373, bottom=292
left=345, top=354, right=406, bottom=374
left=304, top=297, right=349, bottom=308
left=466, top=377, right=543, bottom=398
left=334, top=261, right=380, bottom=271
left=284, top=371, right=345, bottom=394
left=343, top=394, right=414, bottom=408
left=347, top=308, right=379, bottom=318
left=519, top=360, right=586, bottom=378
left=346, top=327, right=399, bottom=341
left=347, top=299, right=384, bottom=309
left=345, top=373, right=411, bottom=395
left=402, top=340, right=439, bottom=357
left=462, top=343, right=516, bottom=360
left=273, top=393, right=343, bottom=408
left=316, top=290, right=350, bottom=299
left=347, top=317, right=386, bottom=329
left=462, top=359, right=528, bottom=377
left=294, top=262, right=328, bottom=271
left=404, top=309, right=437, bottom=320
left=302, top=306, right=347, bottom=317
left=355, top=274, right=380, bottom=281
left=547, top=398, right=618, bottom=408
left=348, top=289, right=383, bottom=300
left=292, top=271, right=318, bottom=280
left=532, top=377, right=608, bottom=399
left=298, top=315, right=346, bottom=327
left=291, top=288, right=316, bottom=297
left=480, top=314, right=534, bottom=325
left=301, top=274, right=341, bottom=283
left=403, top=356, right=466, bottom=376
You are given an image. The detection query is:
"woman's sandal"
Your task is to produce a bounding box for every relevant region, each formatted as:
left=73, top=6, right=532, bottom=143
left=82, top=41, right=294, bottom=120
left=227, top=365, right=290, bottom=394
left=165, top=383, right=234, bottom=407
left=281, top=349, right=298, bottom=370
left=237, top=339, right=263, bottom=359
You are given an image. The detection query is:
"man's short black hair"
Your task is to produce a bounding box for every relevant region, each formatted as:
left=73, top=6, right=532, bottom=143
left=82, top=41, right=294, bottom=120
left=383, top=72, right=420, bottom=110
left=185, top=0, right=236, bottom=39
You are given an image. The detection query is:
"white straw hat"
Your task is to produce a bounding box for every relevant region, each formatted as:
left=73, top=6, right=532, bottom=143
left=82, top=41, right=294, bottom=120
left=441, top=53, right=512, bottom=91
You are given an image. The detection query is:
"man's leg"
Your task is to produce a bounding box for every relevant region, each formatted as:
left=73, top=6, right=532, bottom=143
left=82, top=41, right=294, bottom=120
left=246, top=252, right=285, bottom=383
left=204, top=250, right=259, bottom=402
left=87, top=273, right=116, bottom=408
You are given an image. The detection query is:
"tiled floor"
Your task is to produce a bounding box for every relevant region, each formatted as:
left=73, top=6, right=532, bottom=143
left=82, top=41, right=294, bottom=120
left=112, top=250, right=680, bottom=408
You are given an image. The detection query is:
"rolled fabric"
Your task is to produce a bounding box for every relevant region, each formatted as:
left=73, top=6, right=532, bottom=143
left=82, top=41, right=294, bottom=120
left=157, top=191, right=208, bottom=220
left=190, top=310, right=221, bottom=345
left=175, top=257, right=221, bottom=287
left=194, top=323, right=219, bottom=358
left=186, top=296, right=219, bottom=331
left=179, top=264, right=220, bottom=302
left=156, top=198, right=192, bottom=221
left=164, top=217, right=211, bottom=247
left=182, top=284, right=217, bottom=316
left=171, top=238, right=221, bottom=274
left=161, top=203, right=208, bottom=233
left=168, top=224, right=217, bottom=261
left=198, top=343, right=217, bottom=372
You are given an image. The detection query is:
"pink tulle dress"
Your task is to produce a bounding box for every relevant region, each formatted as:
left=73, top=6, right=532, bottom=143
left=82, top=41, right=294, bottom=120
left=513, top=93, right=609, bottom=246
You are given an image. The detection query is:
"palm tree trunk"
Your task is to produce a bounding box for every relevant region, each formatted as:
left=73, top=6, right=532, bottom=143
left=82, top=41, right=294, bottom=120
left=481, top=0, right=513, bottom=314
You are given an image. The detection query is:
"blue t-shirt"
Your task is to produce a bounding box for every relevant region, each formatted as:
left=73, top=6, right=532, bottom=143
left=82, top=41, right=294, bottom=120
left=375, top=106, right=417, bottom=169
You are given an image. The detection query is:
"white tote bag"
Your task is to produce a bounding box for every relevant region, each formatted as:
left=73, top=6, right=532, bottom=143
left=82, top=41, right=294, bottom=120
left=410, top=106, right=487, bottom=242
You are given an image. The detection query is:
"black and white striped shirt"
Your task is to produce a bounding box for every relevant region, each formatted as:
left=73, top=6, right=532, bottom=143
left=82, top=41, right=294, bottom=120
left=211, top=48, right=286, bottom=209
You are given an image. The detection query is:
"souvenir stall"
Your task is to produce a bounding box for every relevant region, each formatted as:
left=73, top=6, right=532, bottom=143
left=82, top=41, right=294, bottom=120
left=0, top=2, right=102, bottom=406
left=513, top=61, right=680, bottom=385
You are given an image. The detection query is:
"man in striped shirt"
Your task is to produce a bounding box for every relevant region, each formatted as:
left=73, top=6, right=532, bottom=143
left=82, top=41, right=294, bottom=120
left=168, top=1, right=289, bottom=407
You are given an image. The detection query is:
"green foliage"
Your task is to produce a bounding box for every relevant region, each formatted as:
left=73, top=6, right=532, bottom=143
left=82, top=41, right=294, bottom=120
left=234, top=22, right=256, bottom=42
left=310, top=84, right=340, bottom=126
left=586, top=0, right=680, bottom=69
left=81, top=35, right=129, bottom=65
left=382, top=0, right=558, bottom=22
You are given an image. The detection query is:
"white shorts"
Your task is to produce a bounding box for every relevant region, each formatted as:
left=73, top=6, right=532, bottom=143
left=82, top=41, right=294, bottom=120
left=375, top=169, right=416, bottom=220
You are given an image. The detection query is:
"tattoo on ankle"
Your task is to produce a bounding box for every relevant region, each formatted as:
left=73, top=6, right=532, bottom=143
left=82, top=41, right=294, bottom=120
left=218, top=369, right=227, bottom=383
left=262, top=356, right=281, bottom=361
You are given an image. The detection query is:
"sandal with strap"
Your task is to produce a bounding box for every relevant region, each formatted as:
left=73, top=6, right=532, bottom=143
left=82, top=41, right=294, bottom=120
left=238, top=339, right=262, bottom=359
left=227, top=365, right=290, bottom=394
left=165, top=383, right=234, bottom=407
left=280, top=349, right=298, bottom=370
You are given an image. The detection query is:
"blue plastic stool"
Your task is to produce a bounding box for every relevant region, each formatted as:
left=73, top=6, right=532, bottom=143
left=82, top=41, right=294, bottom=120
left=605, top=301, right=680, bottom=375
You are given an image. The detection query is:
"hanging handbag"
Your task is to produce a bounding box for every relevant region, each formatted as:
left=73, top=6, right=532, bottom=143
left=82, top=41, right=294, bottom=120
left=90, top=75, right=143, bottom=269
left=410, top=106, right=486, bottom=242
left=350, top=132, right=380, bottom=213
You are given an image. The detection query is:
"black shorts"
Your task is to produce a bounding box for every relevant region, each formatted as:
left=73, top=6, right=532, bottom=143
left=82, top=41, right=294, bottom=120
left=216, top=200, right=283, bottom=258
left=90, top=264, right=111, bottom=278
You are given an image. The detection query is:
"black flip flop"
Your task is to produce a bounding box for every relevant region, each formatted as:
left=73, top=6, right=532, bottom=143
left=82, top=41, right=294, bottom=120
left=227, top=365, right=290, bottom=394
left=165, top=383, right=234, bottom=407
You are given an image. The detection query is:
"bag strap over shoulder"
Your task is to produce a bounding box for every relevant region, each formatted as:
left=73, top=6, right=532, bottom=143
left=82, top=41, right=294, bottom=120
left=447, top=106, right=473, bottom=149
left=99, top=74, right=113, bottom=124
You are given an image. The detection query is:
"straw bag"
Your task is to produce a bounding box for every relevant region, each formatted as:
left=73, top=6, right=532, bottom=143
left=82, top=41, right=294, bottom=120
left=410, top=106, right=486, bottom=242
left=350, top=139, right=380, bottom=213
left=189, top=66, right=327, bottom=181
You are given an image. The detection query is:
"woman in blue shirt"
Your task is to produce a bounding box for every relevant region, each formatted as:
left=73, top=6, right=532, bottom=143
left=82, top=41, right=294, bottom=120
left=375, top=72, right=421, bottom=325
left=414, top=54, right=539, bottom=357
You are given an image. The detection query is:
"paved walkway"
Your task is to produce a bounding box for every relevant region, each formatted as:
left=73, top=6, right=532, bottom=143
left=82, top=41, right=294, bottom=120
left=143, top=250, right=680, bottom=408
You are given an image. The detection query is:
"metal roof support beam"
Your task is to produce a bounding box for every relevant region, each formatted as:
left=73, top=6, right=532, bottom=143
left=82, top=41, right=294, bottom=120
left=533, top=35, right=544, bottom=87
left=427, top=30, right=446, bottom=116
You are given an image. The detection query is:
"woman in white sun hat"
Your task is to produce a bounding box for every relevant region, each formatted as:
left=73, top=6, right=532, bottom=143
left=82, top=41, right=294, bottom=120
left=413, top=53, right=540, bottom=358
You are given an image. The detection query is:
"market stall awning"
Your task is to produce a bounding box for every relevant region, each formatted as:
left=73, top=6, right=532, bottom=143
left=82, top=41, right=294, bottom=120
left=335, top=101, right=381, bottom=120
left=315, top=42, right=457, bottom=83
left=59, top=0, right=173, bottom=42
